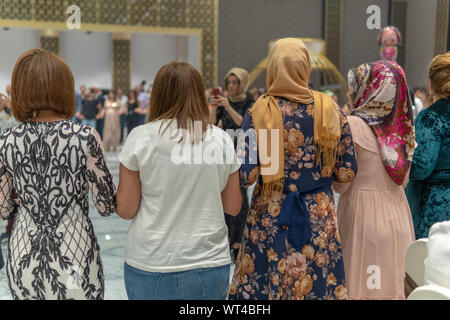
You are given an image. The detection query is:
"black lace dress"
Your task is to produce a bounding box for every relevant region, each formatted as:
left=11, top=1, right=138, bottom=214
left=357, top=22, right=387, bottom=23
left=0, top=120, right=116, bottom=300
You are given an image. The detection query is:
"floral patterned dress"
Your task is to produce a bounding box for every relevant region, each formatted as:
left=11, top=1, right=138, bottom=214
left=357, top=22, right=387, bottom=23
left=228, top=98, right=358, bottom=300
left=0, top=121, right=116, bottom=300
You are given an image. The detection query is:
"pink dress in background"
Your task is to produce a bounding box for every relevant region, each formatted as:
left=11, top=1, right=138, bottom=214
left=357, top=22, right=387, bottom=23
left=333, top=115, right=415, bottom=300
left=103, top=99, right=121, bottom=152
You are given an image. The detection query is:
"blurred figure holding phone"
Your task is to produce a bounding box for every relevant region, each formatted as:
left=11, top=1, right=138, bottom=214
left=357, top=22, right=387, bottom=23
left=209, top=67, right=254, bottom=261
left=209, top=68, right=253, bottom=132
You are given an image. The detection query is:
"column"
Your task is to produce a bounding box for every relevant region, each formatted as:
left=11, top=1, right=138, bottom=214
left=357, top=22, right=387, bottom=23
left=390, top=0, right=408, bottom=67
left=434, top=0, right=449, bottom=55
left=324, top=0, right=344, bottom=70
left=40, top=29, right=60, bottom=55
left=112, top=33, right=131, bottom=94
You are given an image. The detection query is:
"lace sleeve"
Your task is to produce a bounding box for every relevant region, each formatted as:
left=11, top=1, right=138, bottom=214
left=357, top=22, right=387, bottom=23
left=0, top=162, right=17, bottom=219
left=86, top=128, right=116, bottom=216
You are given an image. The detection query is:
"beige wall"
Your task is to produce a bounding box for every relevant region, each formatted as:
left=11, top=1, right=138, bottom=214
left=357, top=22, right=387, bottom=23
left=218, top=0, right=443, bottom=91
left=341, top=0, right=390, bottom=79
left=218, top=0, right=323, bottom=88
left=405, top=0, right=438, bottom=89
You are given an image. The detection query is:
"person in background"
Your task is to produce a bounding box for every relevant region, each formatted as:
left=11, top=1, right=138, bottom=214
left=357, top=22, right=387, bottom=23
left=229, top=38, right=357, bottom=300
left=5, top=85, right=10, bottom=98
left=117, top=89, right=128, bottom=144
left=0, top=93, right=19, bottom=132
left=406, top=52, right=450, bottom=239
left=73, top=84, right=87, bottom=124
left=3, top=85, right=11, bottom=115
left=103, top=89, right=121, bottom=152
left=248, top=88, right=257, bottom=101
left=334, top=61, right=415, bottom=300
left=210, top=67, right=253, bottom=261
left=137, top=84, right=150, bottom=125
left=94, top=86, right=105, bottom=139
left=126, top=89, right=146, bottom=135
left=78, top=88, right=100, bottom=129
left=414, top=87, right=431, bottom=111
left=0, top=48, right=116, bottom=300
left=79, top=84, right=87, bottom=100
left=116, top=62, right=241, bottom=300
left=72, top=89, right=83, bottom=124
left=340, top=104, right=351, bottom=116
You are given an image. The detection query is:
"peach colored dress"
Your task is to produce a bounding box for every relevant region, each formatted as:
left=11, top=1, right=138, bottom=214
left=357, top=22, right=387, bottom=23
left=333, top=116, right=415, bottom=300
left=103, top=100, right=121, bottom=152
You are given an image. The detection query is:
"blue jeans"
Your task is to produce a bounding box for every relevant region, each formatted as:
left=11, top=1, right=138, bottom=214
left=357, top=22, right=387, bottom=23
left=124, top=263, right=230, bottom=300
left=82, top=118, right=97, bottom=129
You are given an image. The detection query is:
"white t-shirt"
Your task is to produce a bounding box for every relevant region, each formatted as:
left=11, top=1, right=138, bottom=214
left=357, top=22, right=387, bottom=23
left=118, top=119, right=240, bottom=273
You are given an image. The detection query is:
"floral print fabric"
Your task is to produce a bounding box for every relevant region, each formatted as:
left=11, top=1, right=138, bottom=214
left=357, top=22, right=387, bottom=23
left=229, top=98, right=357, bottom=300
left=348, top=60, right=415, bottom=185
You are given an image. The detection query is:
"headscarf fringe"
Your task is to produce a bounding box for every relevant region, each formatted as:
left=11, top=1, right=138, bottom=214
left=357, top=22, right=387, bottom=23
left=314, top=129, right=340, bottom=169
left=261, top=177, right=285, bottom=198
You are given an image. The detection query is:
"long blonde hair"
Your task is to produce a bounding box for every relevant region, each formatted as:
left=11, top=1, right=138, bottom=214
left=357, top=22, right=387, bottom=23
left=148, top=62, right=210, bottom=143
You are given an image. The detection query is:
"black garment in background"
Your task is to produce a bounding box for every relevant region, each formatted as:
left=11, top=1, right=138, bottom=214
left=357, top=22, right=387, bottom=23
left=216, top=97, right=254, bottom=132
left=217, top=97, right=254, bottom=246
left=96, top=94, right=105, bottom=139
left=126, top=102, right=141, bottom=135
left=120, top=114, right=127, bottom=144
left=81, top=98, right=99, bottom=120
left=96, top=119, right=104, bottom=139
left=225, top=188, right=249, bottom=246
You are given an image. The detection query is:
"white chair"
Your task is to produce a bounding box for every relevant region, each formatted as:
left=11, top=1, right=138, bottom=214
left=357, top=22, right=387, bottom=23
left=405, top=238, right=428, bottom=287
left=407, top=221, right=450, bottom=300
left=408, top=285, right=450, bottom=300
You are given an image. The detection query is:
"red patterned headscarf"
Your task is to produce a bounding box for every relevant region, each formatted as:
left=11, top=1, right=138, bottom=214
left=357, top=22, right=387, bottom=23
left=348, top=60, right=415, bottom=185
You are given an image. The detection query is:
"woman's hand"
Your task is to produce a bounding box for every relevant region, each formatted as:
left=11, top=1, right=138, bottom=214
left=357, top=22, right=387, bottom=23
left=116, top=164, right=141, bottom=220
left=135, top=107, right=148, bottom=115
left=211, top=96, right=243, bottom=127
left=211, top=96, right=230, bottom=110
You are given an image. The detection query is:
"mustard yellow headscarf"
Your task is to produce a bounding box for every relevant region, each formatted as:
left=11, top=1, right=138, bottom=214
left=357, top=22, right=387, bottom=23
left=224, top=67, right=249, bottom=103
left=250, top=38, right=341, bottom=195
